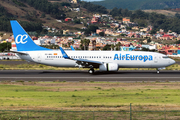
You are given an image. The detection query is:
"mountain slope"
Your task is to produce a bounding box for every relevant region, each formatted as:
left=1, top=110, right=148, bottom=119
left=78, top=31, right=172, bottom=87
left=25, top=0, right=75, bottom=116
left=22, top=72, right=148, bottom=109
left=0, top=0, right=92, bottom=32
left=92, top=0, right=180, bottom=10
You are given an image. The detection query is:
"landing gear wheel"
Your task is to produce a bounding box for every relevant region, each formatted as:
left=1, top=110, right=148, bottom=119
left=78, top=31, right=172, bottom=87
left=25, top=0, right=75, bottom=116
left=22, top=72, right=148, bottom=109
left=88, top=68, right=94, bottom=74
left=156, top=68, right=160, bottom=74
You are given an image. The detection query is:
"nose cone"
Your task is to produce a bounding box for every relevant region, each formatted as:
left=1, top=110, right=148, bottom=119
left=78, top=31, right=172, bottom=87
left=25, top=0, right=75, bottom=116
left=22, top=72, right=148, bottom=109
left=170, top=59, right=176, bottom=65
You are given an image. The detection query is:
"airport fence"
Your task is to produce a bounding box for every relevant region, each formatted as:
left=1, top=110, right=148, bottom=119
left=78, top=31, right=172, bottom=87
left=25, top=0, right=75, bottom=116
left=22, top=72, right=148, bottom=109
left=1, top=105, right=180, bottom=120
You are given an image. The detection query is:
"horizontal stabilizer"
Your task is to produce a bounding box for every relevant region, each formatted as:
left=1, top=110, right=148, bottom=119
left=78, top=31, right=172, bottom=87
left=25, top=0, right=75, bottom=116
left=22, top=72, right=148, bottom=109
left=9, top=51, right=28, bottom=55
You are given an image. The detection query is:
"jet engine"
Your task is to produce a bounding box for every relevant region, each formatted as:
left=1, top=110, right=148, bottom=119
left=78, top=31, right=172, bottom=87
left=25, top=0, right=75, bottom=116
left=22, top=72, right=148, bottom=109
left=99, top=63, right=119, bottom=72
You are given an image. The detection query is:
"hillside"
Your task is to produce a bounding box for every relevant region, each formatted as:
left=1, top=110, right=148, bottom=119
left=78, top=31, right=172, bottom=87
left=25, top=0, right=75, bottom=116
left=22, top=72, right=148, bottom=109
left=92, top=0, right=180, bottom=10
left=143, top=10, right=179, bottom=17
left=0, top=0, right=93, bottom=32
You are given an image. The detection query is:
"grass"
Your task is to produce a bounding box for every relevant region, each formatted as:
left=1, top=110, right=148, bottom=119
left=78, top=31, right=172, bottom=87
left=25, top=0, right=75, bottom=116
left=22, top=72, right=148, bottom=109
left=1, top=82, right=180, bottom=119
left=0, top=62, right=180, bottom=71
left=0, top=81, right=180, bottom=111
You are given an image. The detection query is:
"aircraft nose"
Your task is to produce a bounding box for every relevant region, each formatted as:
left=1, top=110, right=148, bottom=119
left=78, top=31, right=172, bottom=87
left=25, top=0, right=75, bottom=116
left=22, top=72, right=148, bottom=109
left=170, top=59, right=176, bottom=65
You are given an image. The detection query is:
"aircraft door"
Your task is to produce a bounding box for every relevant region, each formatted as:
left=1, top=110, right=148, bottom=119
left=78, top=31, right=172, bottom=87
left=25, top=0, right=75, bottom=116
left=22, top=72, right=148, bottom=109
left=37, top=53, right=41, bottom=62
left=154, top=55, right=158, bottom=63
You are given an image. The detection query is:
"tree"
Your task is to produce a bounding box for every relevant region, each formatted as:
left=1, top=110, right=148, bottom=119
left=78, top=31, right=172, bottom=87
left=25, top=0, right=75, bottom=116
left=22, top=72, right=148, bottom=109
left=141, top=47, right=149, bottom=51
left=0, top=42, right=11, bottom=52
left=67, top=42, right=71, bottom=47
left=103, top=44, right=111, bottom=50
left=111, top=44, right=115, bottom=50
left=150, top=29, right=157, bottom=34
left=41, top=13, right=46, bottom=18
left=74, top=19, right=81, bottom=24
left=88, top=25, right=99, bottom=33
left=116, top=42, right=121, bottom=50
left=176, top=40, right=180, bottom=44
left=147, top=38, right=151, bottom=43
left=71, top=40, right=74, bottom=45
left=175, top=13, right=180, bottom=19
left=80, top=1, right=108, bottom=14
left=80, top=39, right=90, bottom=50
left=110, top=7, right=118, bottom=17
left=114, top=38, right=117, bottom=42
left=84, top=29, right=91, bottom=36
left=99, top=32, right=105, bottom=36
left=0, top=33, right=3, bottom=37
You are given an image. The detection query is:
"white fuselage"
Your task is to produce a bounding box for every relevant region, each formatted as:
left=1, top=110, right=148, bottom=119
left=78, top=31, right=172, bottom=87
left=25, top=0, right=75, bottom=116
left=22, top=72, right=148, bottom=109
left=17, top=50, right=175, bottom=68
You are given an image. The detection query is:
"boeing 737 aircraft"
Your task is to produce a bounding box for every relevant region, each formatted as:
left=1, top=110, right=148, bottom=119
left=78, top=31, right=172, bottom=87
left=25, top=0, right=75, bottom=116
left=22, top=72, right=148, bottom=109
left=10, top=20, right=176, bottom=74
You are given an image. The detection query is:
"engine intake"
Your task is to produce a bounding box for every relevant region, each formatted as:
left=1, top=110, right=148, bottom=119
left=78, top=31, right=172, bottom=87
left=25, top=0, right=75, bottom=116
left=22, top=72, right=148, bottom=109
left=99, top=63, right=119, bottom=72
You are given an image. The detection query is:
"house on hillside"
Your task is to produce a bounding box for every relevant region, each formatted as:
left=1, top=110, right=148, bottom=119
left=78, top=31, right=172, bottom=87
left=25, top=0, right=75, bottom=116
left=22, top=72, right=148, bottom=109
left=91, top=17, right=98, bottom=24
left=96, top=29, right=105, bottom=34
left=159, top=34, right=175, bottom=40
left=122, top=18, right=130, bottom=23
left=65, top=18, right=72, bottom=22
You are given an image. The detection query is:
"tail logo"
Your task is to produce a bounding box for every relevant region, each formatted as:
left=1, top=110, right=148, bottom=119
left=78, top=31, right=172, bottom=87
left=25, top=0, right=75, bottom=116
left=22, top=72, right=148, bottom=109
left=15, top=34, right=28, bottom=44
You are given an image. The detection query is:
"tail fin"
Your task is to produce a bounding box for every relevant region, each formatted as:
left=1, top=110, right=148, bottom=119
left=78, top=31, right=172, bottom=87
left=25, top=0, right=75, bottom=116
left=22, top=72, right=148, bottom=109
left=10, top=20, right=51, bottom=51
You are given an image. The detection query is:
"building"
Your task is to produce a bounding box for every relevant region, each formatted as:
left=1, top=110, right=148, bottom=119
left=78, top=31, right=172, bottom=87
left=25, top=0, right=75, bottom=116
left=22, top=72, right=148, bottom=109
left=96, top=29, right=104, bottom=34
left=122, top=18, right=130, bottom=23
left=65, top=18, right=72, bottom=22
left=91, top=17, right=98, bottom=24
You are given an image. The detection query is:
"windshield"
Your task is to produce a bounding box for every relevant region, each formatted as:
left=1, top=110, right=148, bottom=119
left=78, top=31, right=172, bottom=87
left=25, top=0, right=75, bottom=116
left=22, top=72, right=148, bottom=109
left=162, top=56, right=169, bottom=59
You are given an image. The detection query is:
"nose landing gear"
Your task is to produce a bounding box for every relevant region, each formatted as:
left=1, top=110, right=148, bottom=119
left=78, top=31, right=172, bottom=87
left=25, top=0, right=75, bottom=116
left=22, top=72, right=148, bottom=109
left=156, top=67, right=165, bottom=74
left=88, top=68, right=94, bottom=74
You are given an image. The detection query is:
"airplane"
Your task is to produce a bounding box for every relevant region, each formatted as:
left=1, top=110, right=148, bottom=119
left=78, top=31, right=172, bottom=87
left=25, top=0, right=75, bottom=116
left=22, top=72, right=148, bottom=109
left=10, top=20, right=176, bottom=74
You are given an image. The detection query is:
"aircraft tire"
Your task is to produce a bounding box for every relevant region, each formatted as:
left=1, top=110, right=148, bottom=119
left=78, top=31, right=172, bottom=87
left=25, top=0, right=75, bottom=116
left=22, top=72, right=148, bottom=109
left=88, top=69, right=94, bottom=74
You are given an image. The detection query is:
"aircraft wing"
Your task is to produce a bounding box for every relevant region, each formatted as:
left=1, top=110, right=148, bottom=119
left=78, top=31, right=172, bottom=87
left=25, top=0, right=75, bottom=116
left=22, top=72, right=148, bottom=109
left=60, top=47, right=102, bottom=67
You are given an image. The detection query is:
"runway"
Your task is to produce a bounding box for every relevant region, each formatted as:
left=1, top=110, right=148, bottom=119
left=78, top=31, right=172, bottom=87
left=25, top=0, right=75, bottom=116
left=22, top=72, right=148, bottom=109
left=0, top=70, right=179, bottom=81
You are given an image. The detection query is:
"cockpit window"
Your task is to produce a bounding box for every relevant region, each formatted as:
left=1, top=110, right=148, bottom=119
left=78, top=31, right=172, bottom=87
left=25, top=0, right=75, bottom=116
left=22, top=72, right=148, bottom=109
left=162, top=56, right=169, bottom=59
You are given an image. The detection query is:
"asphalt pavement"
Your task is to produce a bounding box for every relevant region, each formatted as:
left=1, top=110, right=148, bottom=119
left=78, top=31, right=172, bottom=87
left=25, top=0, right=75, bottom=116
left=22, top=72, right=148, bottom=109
left=0, top=70, right=179, bottom=81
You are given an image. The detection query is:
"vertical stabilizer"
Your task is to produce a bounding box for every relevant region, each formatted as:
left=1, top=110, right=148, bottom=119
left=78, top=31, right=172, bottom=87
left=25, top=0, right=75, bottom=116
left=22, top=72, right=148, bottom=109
left=10, top=20, right=51, bottom=51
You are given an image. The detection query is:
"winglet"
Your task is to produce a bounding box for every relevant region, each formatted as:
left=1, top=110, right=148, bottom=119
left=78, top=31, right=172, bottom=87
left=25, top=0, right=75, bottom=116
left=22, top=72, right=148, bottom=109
left=70, top=45, right=75, bottom=51
left=60, top=47, right=70, bottom=59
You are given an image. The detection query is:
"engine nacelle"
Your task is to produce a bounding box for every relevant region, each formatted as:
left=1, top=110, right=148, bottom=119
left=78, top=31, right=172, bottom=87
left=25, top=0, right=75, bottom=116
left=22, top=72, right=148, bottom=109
left=99, top=63, right=119, bottom=72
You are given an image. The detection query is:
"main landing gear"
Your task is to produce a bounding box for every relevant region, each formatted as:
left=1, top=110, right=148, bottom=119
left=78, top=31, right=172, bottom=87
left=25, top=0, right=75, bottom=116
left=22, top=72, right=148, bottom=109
left=88, top=68, right=94, bottom=74
left=156, top=68, right=160, bottom=74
